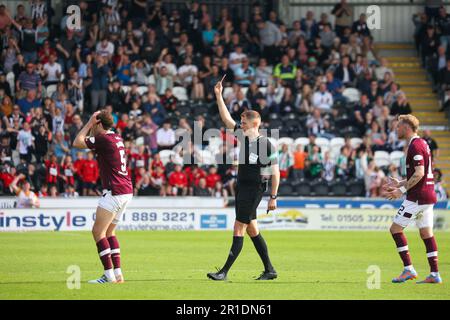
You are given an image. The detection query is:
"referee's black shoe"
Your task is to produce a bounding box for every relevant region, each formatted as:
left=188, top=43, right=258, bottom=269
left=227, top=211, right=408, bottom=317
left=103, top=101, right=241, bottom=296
left=207, top=269, right=228, bottom=281
left=255, top=270, right=277, bottom=280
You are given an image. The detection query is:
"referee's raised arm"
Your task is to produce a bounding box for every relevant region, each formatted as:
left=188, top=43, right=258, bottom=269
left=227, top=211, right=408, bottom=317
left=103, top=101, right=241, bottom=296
left=215, top=75, right=236, bottom=130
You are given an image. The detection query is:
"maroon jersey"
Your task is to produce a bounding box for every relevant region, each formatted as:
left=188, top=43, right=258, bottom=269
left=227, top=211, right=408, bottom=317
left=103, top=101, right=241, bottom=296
left=406, top=136, right=437, bottom=205
left=85, top=132, right=133, bottom=195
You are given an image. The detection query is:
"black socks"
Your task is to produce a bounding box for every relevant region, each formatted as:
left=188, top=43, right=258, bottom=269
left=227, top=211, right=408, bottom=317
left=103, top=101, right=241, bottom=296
left=221, top=236, right=244, bottom=273
left=251, top=233, right=275, bottom=272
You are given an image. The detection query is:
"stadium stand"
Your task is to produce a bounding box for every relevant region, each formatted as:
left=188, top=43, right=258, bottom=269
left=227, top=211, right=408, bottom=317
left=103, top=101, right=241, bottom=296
left=0, top=0, right=447, bottom=200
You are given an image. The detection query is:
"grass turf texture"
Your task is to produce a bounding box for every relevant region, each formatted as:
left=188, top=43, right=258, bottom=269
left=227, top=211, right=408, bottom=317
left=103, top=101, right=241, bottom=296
left=0, top=230, right=449, bottom=300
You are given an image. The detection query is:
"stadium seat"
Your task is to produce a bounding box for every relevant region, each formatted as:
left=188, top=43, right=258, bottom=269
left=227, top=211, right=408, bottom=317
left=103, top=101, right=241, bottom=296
left=222, top=87, right=233, bottom=99
left=269, top=118, right=283, bottom=129
left=374, top=151, right=391, bottom=167
left=346, top=179, right=365, bottom=197
left=258, top=87, right=267, bottom=96
left=277, top=137, right=294, bottom=150
left=159, top=149, right=176, bottom=165
left=6, top=72, right=15, bottom=96
left=350, top=137, right=363, bottom=149
left=295, top=182, right=311, bottom=196
left=311, top=179, right=329, bottom=196
left=329, top=181, right=347, bottom=196
left=278, top=183, right=295, bottom=196
left=121, top=86, right=130, bottom=94
left=46, top=84, right=57, bottom=98
left=294, top=137, right=309, bottom=148
left=148, top=74, right=156, bottom=85
left=177, top=106, right=191, bottom=116
left=135, top=137, right=144, bottom=146
left=342, top=88, right=361, bottom=103
left=330, top=137, right=345, bottom=148
left=172, top=86, right=188, bottom=101
left=315, top=137, right=330, bottom=152
left=137, top=86, right=148, bottom=96
left=390, top=150, right=405, bottom=167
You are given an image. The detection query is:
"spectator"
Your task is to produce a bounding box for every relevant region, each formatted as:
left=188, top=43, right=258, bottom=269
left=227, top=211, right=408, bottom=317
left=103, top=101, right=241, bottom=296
left=9, top=173, right=39, bottom=208
left=234, top=57, right=255, bottom=87
left=17, top=122, right=34, bottom=163
left=307, top=145, right=323, bottom=179
left=332, top=0, right=353, bottom=38
left=193, top=177, right=210, bottom=196
left=312, top=82, right=333, bottom=111
left=90, top=55, right=110, bottom=113
left=390, top=93, right=412, bottom=116
left=168, top=164, right=188, bottom=196
left=422, top=129, right=440, bottom=159
left=80, top=151, right=99, bottom=196
left=257, top=20, right=282, bottom=65
left=352, top=13, right=371, bottom=37
left=16, top=63, right=42, bottom=98
left=156, top=120, right=176, bottom=151
left=273, top=55, right=297, bottom=88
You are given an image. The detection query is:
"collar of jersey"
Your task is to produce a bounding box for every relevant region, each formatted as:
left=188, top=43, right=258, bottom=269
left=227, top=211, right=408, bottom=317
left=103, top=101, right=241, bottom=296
left=408, top=135, right=419, bottom=147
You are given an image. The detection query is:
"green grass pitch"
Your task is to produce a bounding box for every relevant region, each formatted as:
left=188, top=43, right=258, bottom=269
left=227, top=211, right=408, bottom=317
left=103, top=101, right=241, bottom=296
left=0, top=230, right=449, bottom=299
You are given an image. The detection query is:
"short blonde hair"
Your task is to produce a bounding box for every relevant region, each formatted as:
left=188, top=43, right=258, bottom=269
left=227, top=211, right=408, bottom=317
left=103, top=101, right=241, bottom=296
left=398, top=114, right=419, bottom=133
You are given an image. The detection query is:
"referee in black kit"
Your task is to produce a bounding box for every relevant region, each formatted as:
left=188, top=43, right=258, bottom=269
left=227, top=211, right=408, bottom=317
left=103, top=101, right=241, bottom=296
left=207, top=76, right=280, bottom=281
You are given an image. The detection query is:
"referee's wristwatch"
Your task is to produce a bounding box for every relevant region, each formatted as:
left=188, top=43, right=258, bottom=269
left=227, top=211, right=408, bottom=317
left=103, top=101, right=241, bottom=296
left=270, top=195, right=278, bottom=200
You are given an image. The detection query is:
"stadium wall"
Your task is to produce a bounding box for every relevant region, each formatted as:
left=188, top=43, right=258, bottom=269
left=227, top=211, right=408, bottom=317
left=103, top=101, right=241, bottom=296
left=281, top=0, right=450, bottom=42
left=1, top=198, right=449, bottom=232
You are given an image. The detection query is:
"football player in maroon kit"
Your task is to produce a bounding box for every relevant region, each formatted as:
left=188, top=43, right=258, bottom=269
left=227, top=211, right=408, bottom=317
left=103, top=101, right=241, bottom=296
left=384, top=115, right=441, bottom=284
left=73, top=110, right=133, bottom=284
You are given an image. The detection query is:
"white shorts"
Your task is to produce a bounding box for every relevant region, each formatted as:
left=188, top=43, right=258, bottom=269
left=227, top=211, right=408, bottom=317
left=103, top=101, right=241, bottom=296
left=393, top=199, right=434, bottom=229
left=98, top=191, right=133, bottom=224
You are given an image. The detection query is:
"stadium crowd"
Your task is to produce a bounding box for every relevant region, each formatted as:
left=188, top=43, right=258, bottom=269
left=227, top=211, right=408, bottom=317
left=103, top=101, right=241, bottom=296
left=0, top=0, right=447, bottom=203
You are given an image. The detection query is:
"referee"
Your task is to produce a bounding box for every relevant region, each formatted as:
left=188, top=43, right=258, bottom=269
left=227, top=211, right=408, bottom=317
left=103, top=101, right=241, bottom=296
left=207, top=76, right=280, bottom=281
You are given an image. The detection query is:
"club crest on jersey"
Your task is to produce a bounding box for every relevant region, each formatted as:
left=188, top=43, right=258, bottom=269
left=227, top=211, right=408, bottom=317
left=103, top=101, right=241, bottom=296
left=413, top=155, right=423, bottom=161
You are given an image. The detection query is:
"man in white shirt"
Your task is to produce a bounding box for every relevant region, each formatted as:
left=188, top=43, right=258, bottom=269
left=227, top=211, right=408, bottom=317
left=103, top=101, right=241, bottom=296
left=17, top=122, right=35, bottom=163
left=229, top=45, right=247, bottom=73
left=313, top=82, right=334, bottom=111
left=375, top=57, right=394, bottom=81
left=156, top=121, right=176, bottom=151
left=96, top=37, right=115, bottom=59
left=43, top=54, right=62, bottom=85
left=177, top=57, right=198, bottom=87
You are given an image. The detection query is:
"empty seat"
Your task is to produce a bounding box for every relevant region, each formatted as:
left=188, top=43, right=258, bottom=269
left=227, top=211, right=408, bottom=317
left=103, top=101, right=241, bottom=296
left=278, top=183, right=294, bottom=196
left=346, top=179, right=365, bottom=197
left=296, top=183, right=311, bottom=196
left=330, top=137, right=345, bottom=148
left=374, top=150, right=390, bottom=167
left=330, top=182, right=347, bottom=196
left=136, top=86, right=148, bottom=96
left=312, top=180, right=329, bottom=196
left=350, top=137, right=363, bottom=149
left=46, top=84, right=57, bottom=98
left=277, top=137, right=294, bottom=149
left=390, top=150, right=405, bottom=167
left=172, top=86, right=188, bottom=101
left=294, top=137, right=309, bottom=148
left=342, top=88, right=361, bottom=103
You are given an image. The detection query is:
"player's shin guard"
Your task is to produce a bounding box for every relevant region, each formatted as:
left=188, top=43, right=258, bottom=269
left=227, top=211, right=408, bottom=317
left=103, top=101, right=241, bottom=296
left=221, top=236, right=244, bottom=273
left=392, top=232, right=413, bottom=268
left=251, top=233, right=275, bottom=272
left=423, top=236, right=439, bottom=273
left=96, top=238, right=114, bottom=280
left=108, top=236, right=122, bottom=277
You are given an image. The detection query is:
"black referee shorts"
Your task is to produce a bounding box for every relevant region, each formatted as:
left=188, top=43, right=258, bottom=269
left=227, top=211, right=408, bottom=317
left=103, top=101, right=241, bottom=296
left=235, top=183, right=264, bottom=224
